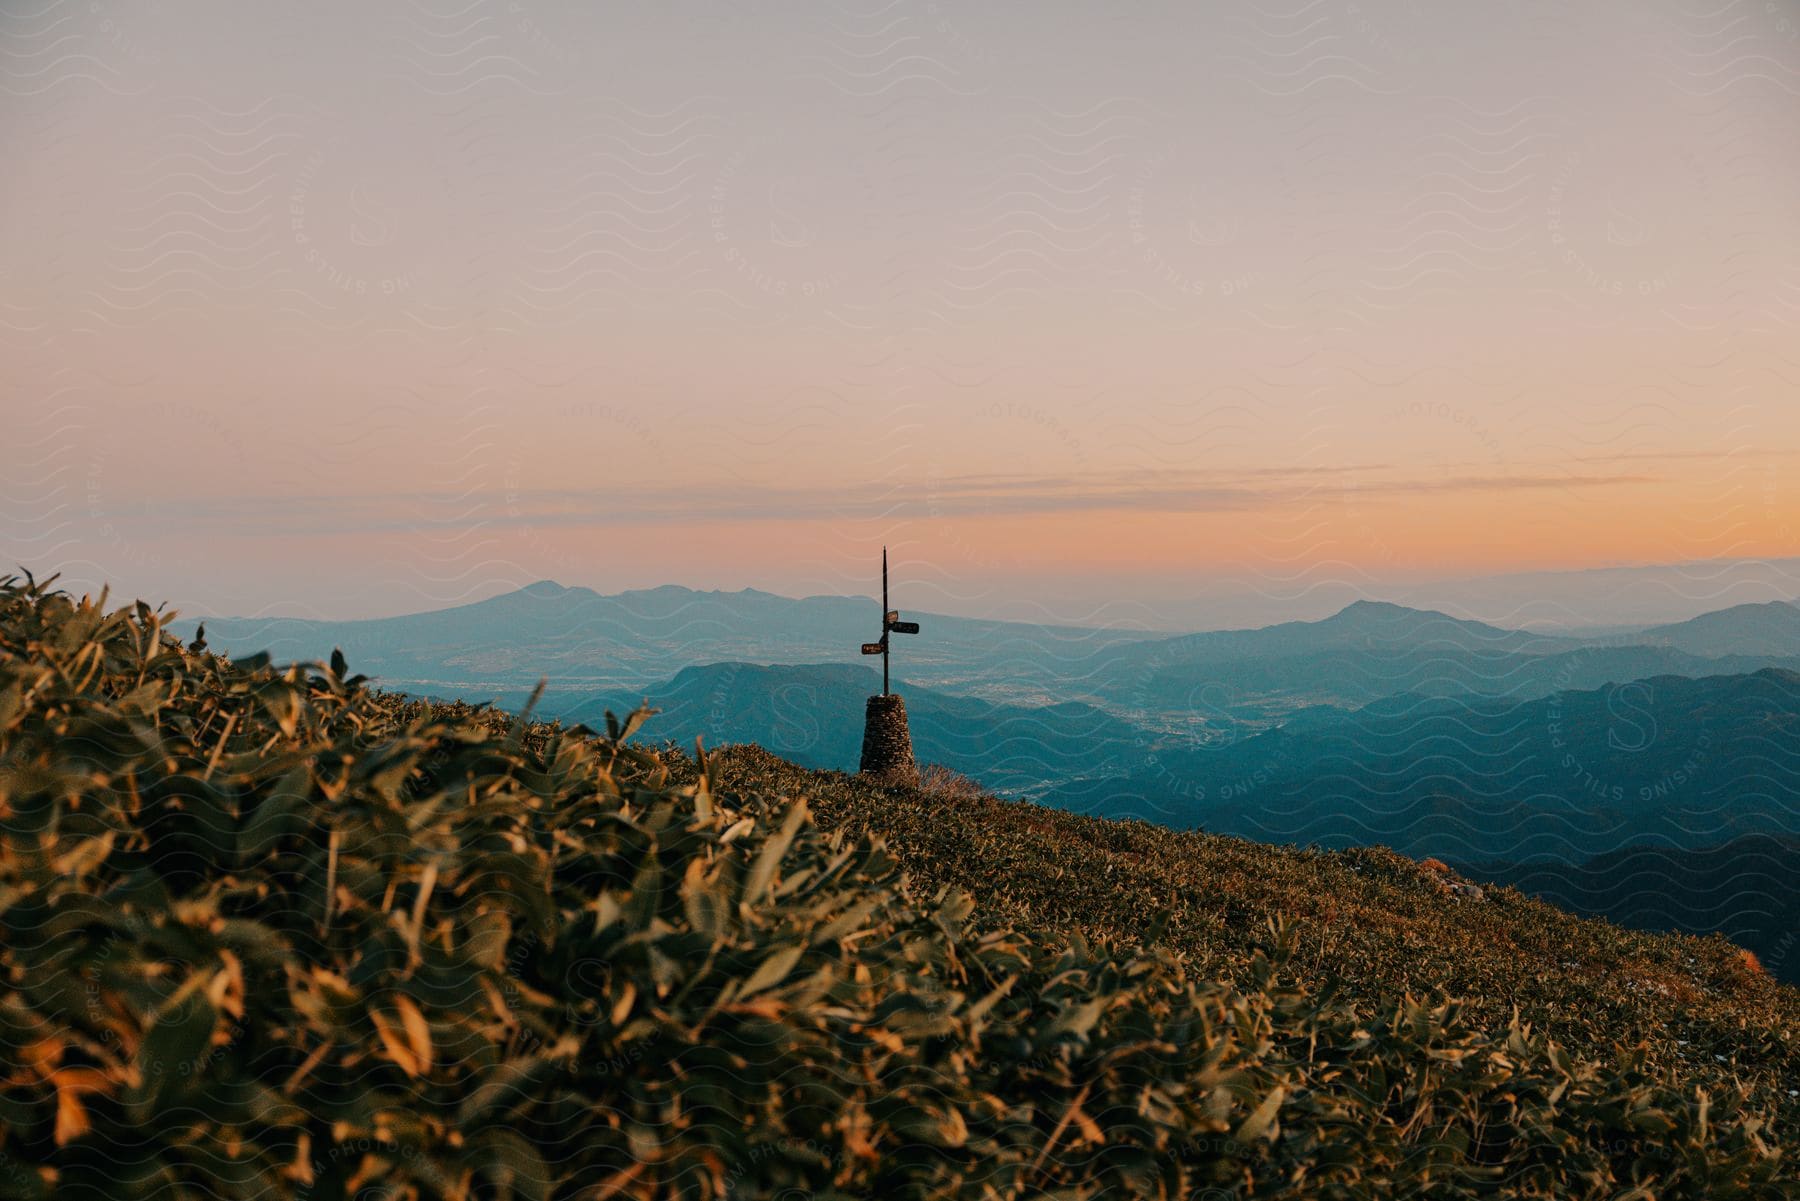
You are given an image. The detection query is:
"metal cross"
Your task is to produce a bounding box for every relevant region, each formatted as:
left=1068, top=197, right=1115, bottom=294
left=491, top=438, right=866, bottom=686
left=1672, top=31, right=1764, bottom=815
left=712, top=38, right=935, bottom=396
left=860, top=546, right=919, bottom=695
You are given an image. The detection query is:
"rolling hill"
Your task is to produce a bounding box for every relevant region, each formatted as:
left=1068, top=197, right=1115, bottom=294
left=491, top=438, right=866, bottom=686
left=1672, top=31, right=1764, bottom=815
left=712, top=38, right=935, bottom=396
left=1089, top=600, right=1800, bottom=721
left=1637, top=600, right=1800, bottom=657
left=553, top=661, right=1152, bottom=794
left=1046, top=668, right=1800, bottom=863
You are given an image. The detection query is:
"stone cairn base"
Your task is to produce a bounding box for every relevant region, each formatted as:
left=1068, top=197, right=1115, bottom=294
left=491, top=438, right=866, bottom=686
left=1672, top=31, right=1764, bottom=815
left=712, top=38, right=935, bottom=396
left=859, top=693, right=920, bottom=787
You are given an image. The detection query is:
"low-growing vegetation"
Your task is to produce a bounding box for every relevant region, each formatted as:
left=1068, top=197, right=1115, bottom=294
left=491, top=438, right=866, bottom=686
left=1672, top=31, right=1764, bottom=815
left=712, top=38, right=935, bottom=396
left=915, top=763, right=987, bottom=800
left=0, top=576, right=1792, bottom=1199
left=688, top=748, right=1800, bottom=1116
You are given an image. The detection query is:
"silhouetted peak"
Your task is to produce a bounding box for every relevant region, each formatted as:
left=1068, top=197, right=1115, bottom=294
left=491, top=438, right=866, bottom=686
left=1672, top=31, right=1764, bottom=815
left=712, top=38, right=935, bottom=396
left=1329, top=599, right=1425, bottom=623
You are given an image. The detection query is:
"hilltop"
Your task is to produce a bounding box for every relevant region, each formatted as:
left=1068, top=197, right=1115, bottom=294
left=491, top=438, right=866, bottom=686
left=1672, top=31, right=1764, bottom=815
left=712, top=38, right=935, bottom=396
left=563, top=661, right=1148, bottom=794
left=2, top=576, right=1793, bottom=1198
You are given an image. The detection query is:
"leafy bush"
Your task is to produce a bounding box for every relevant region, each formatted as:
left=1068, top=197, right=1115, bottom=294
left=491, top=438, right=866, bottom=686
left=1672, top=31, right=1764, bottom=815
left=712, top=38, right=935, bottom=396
left=0, top=577, right=1792, bottom=1199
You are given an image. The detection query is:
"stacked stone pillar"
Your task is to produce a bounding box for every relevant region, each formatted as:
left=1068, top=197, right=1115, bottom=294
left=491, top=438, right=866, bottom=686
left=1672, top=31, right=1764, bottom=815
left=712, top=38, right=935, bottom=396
left=858, top=693, right=919, bottom=786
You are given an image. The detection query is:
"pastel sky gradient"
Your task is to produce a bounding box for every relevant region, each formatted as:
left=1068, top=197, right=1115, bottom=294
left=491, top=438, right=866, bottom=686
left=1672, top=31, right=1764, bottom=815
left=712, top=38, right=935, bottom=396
left=4, top=0, right=1799, bottom=626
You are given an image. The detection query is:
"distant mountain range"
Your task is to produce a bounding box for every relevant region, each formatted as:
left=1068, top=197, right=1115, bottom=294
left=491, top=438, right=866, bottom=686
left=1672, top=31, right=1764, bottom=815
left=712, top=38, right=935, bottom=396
left=549, top=662, right=1149, bottom=795
left=1382, top=556, right=1800, bottom=629
left=1636, top=600, right=1800, bottom=657
left=1085, top=598, right=1800, bottom=725
left=1046, top=668, right=1800, bottom=862
left=1095, top=599, right=1570, bottom=712
left=178, top=580, right=1159, bottom=708
left=180, top=585, right=1800, bottom=733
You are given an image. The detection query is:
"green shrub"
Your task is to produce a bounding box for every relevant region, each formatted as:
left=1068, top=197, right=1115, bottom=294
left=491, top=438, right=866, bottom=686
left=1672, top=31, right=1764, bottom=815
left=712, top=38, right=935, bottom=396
left=0, top=577, right=1790, bottom=1199
left=916, top=763, right=986, bottom=800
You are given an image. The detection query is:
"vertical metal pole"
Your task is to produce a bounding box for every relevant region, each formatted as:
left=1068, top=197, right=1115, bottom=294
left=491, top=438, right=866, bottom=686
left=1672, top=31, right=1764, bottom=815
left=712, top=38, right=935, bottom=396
left=881, top=546, right=889, bottom=696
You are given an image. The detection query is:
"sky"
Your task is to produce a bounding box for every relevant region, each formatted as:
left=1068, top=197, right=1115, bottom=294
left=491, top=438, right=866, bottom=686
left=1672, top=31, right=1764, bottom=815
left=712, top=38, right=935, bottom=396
left=4, top=0, right=1799, bottom=628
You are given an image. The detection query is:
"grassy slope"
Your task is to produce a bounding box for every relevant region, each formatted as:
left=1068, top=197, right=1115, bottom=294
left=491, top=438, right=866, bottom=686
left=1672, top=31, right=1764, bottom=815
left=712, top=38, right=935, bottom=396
left=679, top=746, right=1800, bottom=1124
left=4, top=578, right=1796, bottom=1199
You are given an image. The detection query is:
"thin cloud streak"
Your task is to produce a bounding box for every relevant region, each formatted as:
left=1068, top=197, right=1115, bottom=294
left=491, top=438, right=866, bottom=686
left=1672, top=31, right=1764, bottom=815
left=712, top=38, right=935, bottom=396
left=106, top=470, right=1663, bottom=537
left=1573, top=448, right=1800, bottom=464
